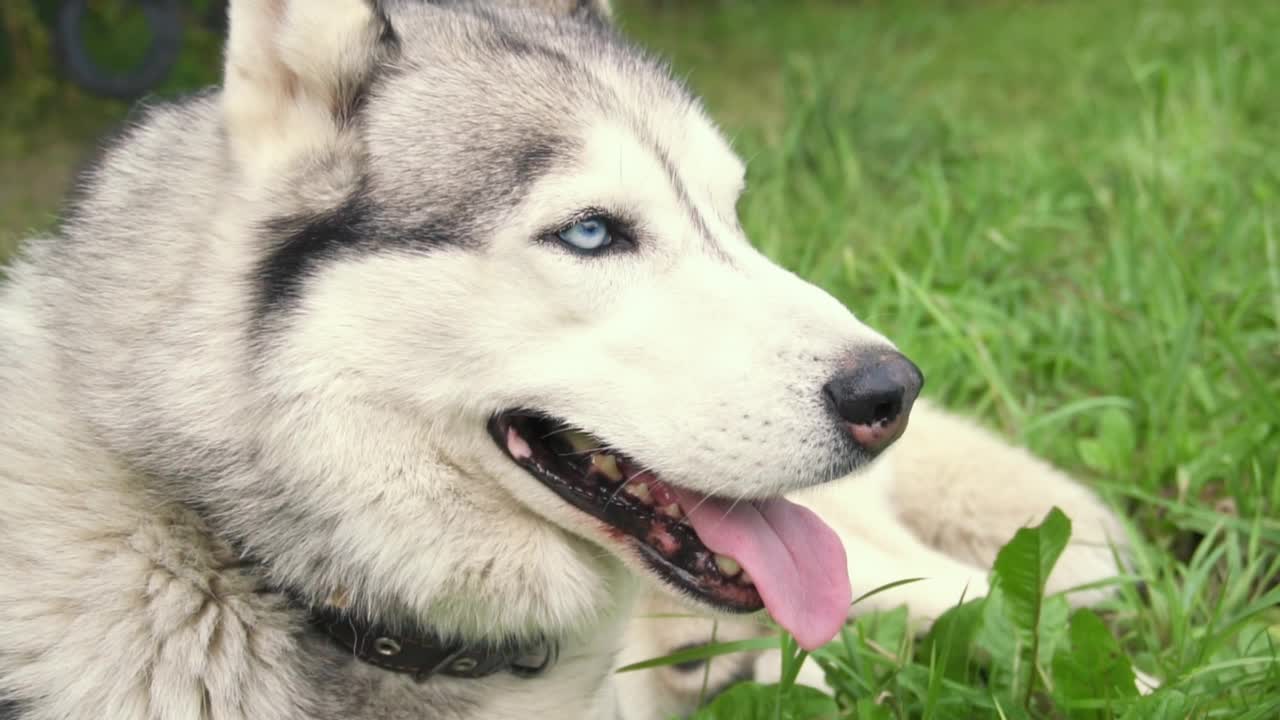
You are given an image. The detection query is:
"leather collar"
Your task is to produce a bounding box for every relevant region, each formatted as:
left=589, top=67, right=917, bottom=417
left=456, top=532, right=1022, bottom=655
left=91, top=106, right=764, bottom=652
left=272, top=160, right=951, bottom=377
left=225, top=543, right=560, bottom=684
left=309, top=604, right=558, bottom=682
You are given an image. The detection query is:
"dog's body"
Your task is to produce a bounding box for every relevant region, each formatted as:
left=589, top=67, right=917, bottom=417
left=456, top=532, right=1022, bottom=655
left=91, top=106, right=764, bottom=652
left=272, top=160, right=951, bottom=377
left=0, top=2, right=1127, bottom=718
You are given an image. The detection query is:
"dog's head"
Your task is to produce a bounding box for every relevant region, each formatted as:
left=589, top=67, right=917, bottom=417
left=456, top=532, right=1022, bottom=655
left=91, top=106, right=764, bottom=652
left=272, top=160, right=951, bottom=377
left=222, top=0, right=922, bottom=648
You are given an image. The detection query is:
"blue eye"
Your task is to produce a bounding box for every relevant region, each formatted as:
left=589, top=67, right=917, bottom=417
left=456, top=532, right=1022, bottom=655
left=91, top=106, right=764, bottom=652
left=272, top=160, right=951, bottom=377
left=557, top=217, right=612, bottom=251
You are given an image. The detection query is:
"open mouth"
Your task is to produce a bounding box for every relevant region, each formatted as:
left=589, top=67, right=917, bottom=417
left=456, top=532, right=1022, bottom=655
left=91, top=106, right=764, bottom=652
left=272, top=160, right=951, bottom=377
left=488, top=412, right=762, bottom=612
left=488, top=410, right=855, bottom=651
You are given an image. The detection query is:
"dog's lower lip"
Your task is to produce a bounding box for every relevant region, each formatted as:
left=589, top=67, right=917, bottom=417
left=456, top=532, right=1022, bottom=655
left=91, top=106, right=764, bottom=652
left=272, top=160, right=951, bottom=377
left=487, top=411, right=763, bottom=612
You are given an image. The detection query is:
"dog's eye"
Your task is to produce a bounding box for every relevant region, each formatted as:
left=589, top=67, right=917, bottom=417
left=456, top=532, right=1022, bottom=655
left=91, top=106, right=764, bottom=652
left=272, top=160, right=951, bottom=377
left=558, top=218, right=612, bottom=252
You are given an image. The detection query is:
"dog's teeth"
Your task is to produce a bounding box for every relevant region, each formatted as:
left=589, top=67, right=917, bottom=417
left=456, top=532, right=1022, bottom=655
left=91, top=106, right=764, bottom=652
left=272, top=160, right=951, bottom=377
left=564, top=430, right=598, bottom=453
left=738, top=569, right=754, bottom=586
left=714, top=554, right=741, bottom=577
left=658, top=503, right=683, bottom=519
left=506, top=428, right=533, bottom=461
left=624, top=481, right=651, bottom=503
left=591, top=453, right=623, bottom=482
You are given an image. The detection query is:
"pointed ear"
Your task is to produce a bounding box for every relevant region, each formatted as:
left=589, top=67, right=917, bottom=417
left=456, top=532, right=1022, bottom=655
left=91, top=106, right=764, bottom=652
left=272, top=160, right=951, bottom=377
left=222, top=0, right=396, bottom=185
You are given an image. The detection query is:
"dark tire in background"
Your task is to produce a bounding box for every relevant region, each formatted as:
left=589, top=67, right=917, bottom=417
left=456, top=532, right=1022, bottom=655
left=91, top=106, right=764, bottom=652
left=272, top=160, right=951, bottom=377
left=54, top=0, right=184, bottom=100
left=204, top=0, right=229, bottom=36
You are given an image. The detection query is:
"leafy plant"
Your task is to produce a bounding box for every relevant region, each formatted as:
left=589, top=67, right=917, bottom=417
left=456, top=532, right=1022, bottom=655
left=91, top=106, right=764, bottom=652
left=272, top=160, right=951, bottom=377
left=622, top=507, right=1279, bottom=718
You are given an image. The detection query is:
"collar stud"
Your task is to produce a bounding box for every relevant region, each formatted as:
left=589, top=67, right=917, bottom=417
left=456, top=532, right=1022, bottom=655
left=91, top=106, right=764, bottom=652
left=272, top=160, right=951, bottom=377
left=373, top=637, right=402, bottom=656
left=449, top=657, right=479, bottom=673
left=309, top=605, right=557, bottom=682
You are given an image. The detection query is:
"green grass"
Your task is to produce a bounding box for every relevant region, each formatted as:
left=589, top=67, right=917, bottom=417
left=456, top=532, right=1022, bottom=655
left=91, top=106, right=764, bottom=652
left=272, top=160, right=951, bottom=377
left=2, top=0, right=1278, bottom=716
left=622, top=0, right=1280, bottom=523
left=621, top=0, right=1280, bottom=716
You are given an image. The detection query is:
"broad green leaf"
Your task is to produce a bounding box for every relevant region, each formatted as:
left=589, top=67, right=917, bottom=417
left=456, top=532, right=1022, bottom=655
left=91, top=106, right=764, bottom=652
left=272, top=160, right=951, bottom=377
left=1117, top=688, right=1194, bottom=720
left=688, top=682, right=837, bottom=720
left=853, top=605, right=911, bottom=659
left=1036, top=594, right=1072, bottom=669
left=1077, top=438, right=1112, bottom=474
left=1052, top=609, right=1139, bottom=719
left=1098, top=407, right=1138, bottom=459
left=1078, top=409, right=1136, bottom=473
left=924, top=597, right=986, bottom=682
left=976, top=584, right=1020, bottom=696
left=985, top=508, right=1074, bottom=708
left=991, top=508, right=1073, bottom=638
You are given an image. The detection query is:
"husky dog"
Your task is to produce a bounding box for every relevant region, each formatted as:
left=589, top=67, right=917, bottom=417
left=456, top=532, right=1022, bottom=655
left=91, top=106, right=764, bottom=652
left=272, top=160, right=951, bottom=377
left=0, top=1, right=1127, bottom=718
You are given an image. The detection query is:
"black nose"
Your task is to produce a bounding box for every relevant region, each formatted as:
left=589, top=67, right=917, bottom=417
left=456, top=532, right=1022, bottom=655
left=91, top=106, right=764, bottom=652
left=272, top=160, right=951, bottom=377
left=823, top=351, right=924, bottom=454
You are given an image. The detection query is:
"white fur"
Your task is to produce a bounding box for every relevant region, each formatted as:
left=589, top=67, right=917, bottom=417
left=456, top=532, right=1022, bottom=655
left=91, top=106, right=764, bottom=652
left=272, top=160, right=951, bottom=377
left=223, top=0, right=388, bottom=192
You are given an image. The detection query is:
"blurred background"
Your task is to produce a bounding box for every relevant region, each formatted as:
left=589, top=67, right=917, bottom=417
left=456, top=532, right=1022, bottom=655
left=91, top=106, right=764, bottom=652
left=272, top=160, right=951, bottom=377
left=2, top=1, right=1277, bottom=712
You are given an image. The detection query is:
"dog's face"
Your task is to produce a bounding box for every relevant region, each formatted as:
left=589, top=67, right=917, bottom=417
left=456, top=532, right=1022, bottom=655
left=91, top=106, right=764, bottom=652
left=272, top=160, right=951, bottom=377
left=227, top=0, right=921, bottom=645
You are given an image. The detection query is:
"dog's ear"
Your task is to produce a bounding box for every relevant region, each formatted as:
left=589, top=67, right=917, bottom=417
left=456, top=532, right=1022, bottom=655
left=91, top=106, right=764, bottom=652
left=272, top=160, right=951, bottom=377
left=222, top=0, right=397, bottom=185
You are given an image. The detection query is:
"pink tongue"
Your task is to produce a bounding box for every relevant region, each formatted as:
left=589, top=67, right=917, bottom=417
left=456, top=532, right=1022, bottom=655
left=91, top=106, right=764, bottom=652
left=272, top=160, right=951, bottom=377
left=672, top=489, right=851, bottom=650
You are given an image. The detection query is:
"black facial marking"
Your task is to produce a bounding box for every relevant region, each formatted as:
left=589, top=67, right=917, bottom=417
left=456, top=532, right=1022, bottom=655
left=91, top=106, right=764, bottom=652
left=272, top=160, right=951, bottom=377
left=254, top=133, right=569, bottom=321
left=255, top=191, right=469, bottom=319
left=258, top=193, right=374, bottom=312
